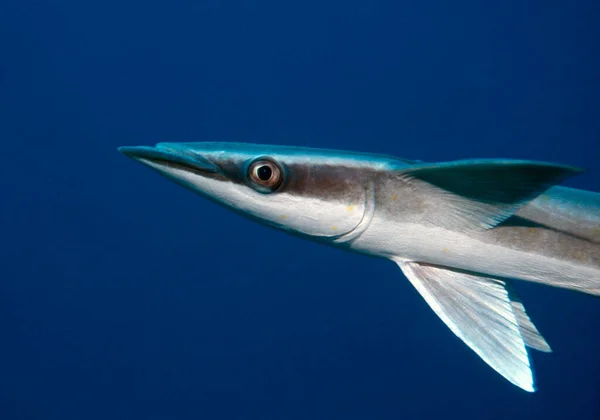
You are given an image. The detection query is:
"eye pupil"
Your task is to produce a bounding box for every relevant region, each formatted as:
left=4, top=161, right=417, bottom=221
left=257, top=165, right=272, bottom=181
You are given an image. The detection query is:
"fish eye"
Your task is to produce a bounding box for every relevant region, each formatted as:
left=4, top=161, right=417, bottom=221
left=248, top=159, right=283, bottom=192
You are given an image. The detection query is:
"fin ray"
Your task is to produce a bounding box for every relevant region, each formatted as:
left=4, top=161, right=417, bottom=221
left=396, top=160, right=582, bottom=231
left=396, top=261, right=548, bottom=391
left=507, top=287, right=552, bottom=352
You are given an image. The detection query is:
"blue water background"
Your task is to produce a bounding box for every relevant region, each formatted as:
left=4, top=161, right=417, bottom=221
left=1, top=1, right=599, bottom=418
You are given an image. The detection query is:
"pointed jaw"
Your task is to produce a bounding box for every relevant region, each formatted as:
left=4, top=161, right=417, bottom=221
left=118, top=144, right=219, bottom=175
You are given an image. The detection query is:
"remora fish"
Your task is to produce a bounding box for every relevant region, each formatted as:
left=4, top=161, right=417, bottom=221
left=119, top=142, right=600, bottom=392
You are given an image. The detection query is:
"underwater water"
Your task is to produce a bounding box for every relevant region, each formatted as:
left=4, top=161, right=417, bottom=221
left=1, top=0, right=599, bottom=418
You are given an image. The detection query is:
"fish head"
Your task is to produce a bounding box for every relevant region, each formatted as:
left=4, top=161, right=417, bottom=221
left=119, top=142, right=402, bottom=241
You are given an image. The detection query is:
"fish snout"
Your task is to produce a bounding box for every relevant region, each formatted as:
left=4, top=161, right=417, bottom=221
left=118, top=144, right=218, bottom=173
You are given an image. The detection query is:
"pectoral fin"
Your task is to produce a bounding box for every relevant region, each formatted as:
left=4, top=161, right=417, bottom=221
left=395, top=260, right=551, bottom=392
left=396, top=159, right=582, bottom=230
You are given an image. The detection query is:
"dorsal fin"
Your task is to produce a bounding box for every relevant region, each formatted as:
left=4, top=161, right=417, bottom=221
left=396, top=159, right=582, bottom=231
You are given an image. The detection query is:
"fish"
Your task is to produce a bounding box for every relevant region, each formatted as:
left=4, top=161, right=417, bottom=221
left=118, top=142, right=600, bottom=392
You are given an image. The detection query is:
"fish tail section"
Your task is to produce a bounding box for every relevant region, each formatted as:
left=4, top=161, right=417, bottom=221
left=518, top=264, right=600, bottom=298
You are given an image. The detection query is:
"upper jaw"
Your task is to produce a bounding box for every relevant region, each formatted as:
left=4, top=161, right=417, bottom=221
left=118, top=143, right=219, bottom=174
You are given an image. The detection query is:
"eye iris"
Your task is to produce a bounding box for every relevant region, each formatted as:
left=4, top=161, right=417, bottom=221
left=257, top=165, right=272, bottom=181
left=248, top=159, right=283, bottom=192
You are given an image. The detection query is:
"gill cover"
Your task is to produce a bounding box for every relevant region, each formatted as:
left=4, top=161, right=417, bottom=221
left=246, top=160, right=374, bottom=239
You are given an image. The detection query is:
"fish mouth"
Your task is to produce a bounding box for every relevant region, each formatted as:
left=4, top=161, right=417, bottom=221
left=118, top=144, right=218, bottom=174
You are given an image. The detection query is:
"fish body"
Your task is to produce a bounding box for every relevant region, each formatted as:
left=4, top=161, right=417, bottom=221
left=351, top=184, right=599, bottom=294
left=119, top=142, right=600, bottom=392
